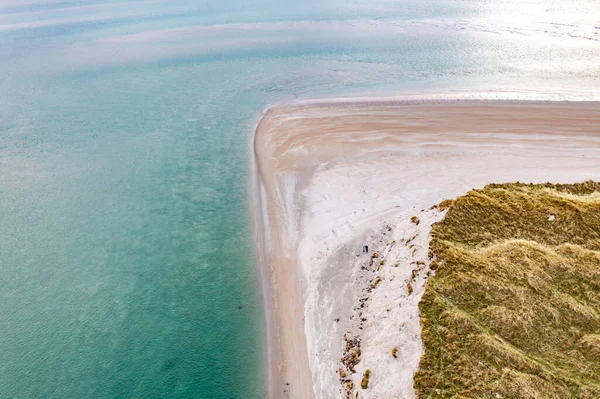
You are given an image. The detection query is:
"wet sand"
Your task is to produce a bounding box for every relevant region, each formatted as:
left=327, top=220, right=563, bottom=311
left=252, top=100, right=600, bottom=398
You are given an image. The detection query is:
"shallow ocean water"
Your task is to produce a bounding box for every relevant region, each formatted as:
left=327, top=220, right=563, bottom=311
left=0, top=0, right=598, bottom=397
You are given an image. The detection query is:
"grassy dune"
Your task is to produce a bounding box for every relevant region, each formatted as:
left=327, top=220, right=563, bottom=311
left=415, top=182, right=600, bottom=398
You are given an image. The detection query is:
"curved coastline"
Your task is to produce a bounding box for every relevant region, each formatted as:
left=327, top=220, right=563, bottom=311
left=252, top=105, right=316, bottom=399
left=252, top=97, right=600, bottom=398
left=250, top=119, right=279, bottom=398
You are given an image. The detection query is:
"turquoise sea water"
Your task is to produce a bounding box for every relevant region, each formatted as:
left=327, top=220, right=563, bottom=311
left=0, top=1, right=598, bottom=397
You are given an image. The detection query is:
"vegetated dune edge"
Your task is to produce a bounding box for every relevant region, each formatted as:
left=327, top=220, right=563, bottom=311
left=417, top=182, right=600, bottom=399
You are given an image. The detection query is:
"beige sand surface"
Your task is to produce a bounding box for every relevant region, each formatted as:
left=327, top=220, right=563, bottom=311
left=253, top=100, right=600, bottom=398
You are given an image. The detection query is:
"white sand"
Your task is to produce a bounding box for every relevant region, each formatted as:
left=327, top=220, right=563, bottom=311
left=253, top=100, right=600, bottom=398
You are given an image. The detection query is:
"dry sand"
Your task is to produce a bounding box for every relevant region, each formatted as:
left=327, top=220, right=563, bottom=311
left=252, top=100, right=600, bottom=398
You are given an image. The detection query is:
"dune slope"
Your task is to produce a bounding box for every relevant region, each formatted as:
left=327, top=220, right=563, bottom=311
left=416, top=182, right=600, bottom=398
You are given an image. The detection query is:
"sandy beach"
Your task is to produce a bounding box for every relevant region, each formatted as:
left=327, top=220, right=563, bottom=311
left=252, top=100, right=600, bottom=398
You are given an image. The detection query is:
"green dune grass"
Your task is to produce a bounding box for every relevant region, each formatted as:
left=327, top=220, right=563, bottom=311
left=415, top=181, right=600, bottom=399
